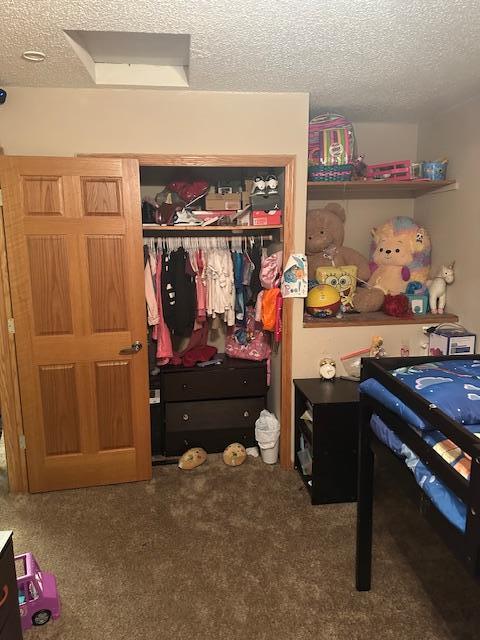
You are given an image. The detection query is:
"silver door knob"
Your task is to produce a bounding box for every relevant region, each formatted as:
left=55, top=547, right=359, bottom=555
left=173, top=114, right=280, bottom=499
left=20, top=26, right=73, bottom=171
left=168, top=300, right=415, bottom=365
left=119, top=340, right=143, bottom=355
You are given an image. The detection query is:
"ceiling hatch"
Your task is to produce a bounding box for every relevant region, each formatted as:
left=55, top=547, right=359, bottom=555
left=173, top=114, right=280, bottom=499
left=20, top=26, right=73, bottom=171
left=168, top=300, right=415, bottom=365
left=64, top=31, right=190, bottom=87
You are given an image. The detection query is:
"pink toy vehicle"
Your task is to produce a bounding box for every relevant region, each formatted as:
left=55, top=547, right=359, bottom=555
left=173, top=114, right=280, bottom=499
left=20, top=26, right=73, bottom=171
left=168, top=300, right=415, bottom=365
left=15, top=552, right=61, bottom=631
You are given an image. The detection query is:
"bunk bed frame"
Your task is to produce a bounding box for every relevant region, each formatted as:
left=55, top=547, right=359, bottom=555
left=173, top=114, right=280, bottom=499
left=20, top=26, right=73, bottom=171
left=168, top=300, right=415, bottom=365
left=356, top=354, right=480, bottom=591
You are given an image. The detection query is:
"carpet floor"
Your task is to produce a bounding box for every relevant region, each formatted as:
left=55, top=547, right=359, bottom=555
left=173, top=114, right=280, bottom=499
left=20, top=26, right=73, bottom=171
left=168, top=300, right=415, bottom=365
left=2, top=455, right=480, bottom=640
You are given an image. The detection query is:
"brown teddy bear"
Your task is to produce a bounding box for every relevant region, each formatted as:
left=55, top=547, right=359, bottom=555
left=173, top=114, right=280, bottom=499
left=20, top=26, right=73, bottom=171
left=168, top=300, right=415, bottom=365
left=306, top=203, right=384, bottom=312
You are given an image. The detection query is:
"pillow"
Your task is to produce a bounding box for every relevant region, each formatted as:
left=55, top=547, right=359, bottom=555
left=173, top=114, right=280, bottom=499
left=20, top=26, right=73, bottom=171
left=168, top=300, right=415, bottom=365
left=315, top=265, right=357, bottom=311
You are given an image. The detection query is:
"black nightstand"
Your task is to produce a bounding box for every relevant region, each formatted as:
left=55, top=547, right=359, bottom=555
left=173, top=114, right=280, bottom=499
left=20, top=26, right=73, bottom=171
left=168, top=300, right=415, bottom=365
left=293, top=378, right=359, bottom=505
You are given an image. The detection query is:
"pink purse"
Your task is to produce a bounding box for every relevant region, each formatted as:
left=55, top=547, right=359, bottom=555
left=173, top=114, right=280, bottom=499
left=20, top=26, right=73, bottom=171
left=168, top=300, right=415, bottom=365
left=225, top=308, right=271, bottom=362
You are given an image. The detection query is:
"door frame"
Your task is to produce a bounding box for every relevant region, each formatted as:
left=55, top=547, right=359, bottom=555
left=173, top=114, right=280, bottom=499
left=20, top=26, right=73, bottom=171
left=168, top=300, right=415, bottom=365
left=0, top=199, right=29, bottom=491
left=0, top=153, right=296, bottom=491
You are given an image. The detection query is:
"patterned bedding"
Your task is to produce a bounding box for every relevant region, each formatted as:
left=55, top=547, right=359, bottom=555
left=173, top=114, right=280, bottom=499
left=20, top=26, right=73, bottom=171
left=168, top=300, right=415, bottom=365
left=361, top=360, right=480, bottom=532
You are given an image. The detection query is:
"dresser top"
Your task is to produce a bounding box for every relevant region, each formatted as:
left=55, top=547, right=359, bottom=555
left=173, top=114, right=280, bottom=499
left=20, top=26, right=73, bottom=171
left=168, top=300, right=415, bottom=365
left=294, top=378, right=359, bottom=405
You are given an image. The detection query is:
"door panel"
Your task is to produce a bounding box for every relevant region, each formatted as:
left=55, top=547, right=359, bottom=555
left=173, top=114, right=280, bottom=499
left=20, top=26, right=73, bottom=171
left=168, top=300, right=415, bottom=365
left=86, top=236, right=128, bottom=332
left=0, top=157, right=151, bottom=492
left=27, top=236, right=74, bottom=336
left=95, top=360, right=134, bottom=450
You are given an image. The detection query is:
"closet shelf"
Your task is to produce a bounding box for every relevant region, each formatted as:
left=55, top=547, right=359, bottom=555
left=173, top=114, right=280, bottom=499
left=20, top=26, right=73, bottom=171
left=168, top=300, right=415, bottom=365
left=142, top=224, right=282, bottom=235
left=307, top=179, right=457, bottom=200
left=303, top=311, right=459, bottom=329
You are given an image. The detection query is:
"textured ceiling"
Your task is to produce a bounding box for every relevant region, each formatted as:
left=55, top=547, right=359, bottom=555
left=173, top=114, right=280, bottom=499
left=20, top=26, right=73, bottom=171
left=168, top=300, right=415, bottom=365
left=1, top=0, right=480, bottom=121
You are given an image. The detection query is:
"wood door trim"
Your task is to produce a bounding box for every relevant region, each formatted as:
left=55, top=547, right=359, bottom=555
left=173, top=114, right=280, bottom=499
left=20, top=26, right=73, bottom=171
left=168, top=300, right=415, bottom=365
left=82, top=153, right=296, bottom=469
left=0, top=202, right=29, bottom=491
left=79, top=153, right=295, bottom=168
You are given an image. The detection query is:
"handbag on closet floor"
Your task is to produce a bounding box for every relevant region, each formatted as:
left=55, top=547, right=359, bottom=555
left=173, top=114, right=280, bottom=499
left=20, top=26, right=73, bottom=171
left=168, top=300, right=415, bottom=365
left=225, top=308, right=271, bottom=362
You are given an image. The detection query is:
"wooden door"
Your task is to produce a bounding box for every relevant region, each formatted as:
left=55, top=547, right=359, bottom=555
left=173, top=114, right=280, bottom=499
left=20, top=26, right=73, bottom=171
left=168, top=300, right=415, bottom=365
left=0, top=157, right=151, bottom=492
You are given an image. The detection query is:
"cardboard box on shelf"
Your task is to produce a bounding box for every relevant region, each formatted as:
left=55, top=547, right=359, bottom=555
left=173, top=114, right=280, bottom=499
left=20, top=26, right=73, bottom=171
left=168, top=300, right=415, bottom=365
left=241, top=191, right=251, bottom=208
left=250, top=193, right=282, bottom=211
left=205, top=193, right=241, bottom=211
left=244, top=179, right=254, bottom=194
left=252, top=209, right=282, bottom=226
left=429, top=327, right=476, bottom=355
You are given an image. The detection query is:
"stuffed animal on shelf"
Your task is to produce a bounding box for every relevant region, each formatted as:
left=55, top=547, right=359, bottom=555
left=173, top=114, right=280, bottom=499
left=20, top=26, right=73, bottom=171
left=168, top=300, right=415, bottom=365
left=427, top=262, right=455, bottom=314
left=368, top=217, right=431, bottom=295
left=305, top=203, right=384, bottom=312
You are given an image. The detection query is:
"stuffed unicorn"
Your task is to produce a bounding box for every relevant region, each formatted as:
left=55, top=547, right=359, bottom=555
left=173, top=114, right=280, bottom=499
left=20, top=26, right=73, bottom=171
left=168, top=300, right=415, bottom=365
left=427, top=262, right=455, bottom=314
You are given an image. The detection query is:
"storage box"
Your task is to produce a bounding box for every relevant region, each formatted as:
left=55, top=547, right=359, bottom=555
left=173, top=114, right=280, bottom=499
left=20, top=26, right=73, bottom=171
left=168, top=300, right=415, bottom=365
left=250, top=193, right=282, bottom=211
left=429, top=327, right=476, bottom=356
left=252, top=209, right=282, bottom=226
left=195, top=211, right=237, bottom=222
left=366, top=160, right=412, bottom=181
left=406, top=293, right=429, bottom=315
left=205, top=193, right=241, bottom=210
left=241, top=191, right=251, bottom=208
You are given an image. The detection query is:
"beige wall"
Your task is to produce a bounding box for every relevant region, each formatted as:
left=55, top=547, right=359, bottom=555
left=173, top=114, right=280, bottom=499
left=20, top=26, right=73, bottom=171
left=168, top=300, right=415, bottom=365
left=415, top=97, right=479, bottom=337
left=0, top=88, right=428, bottom=387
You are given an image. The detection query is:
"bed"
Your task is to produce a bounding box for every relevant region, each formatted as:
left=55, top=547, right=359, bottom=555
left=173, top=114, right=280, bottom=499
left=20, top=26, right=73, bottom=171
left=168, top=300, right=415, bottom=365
left=356, top=354, right=480, bottom=591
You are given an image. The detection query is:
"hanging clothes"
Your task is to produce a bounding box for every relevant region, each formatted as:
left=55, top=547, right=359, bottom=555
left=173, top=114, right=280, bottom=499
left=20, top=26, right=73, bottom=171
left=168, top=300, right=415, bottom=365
left=204, top=248, right=235, bottom=326
left=144, top=245, right=160, bottom=326
left=152, top=250, right=173, bottom=366
left=162, top=248, right=196, bottom=337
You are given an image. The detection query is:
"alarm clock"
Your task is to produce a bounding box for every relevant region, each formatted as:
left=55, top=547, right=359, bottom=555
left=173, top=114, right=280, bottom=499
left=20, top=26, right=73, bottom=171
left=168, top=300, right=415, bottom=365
left=319, top=357, right=336, bottom=381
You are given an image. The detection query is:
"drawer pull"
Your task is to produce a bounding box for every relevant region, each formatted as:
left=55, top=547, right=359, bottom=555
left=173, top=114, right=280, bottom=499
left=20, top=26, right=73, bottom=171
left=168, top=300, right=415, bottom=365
left=243, top=411, right=250, bottom=418
left=243, top=379, right=248, bottom=385
left=182, top=384, right=188, bottom=391
left=0, top=584, right=8, bottom=608
left=182, top=414, right=189, bottom=421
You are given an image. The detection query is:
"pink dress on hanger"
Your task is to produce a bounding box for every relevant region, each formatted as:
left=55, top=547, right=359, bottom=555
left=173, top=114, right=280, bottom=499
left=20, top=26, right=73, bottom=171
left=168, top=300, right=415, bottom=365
left=153, top=251, right=173, bottom=365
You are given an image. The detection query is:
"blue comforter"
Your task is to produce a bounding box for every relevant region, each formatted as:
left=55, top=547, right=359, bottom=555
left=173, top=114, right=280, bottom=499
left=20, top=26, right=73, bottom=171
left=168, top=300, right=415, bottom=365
left=362, top=359, right=480, bottom=532
left=361, top=359, right=480, bottom=430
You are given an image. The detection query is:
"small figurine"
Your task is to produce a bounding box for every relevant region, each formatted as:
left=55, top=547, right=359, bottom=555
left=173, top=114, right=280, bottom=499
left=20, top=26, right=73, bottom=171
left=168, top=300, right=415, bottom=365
left=370, top=336, right=385, bottom=358
left=353, top=154, right=368, bottom=179
left=319, top=357, right=336, bottom=380
left=427, top=262, right=455, bottom=314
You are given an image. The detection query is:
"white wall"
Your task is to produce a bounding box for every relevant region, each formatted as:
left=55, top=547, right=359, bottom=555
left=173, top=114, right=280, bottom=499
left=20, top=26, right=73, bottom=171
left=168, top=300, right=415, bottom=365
left=415, top=96, right=479, bottom=337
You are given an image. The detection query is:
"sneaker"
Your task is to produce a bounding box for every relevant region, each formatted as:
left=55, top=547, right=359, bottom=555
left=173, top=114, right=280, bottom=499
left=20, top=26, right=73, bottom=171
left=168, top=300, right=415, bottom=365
left=251, top=176, right=266, bottom=196
left=266, top=174, right=278, bottom=195
left=173, top=208, right=202, bottom=226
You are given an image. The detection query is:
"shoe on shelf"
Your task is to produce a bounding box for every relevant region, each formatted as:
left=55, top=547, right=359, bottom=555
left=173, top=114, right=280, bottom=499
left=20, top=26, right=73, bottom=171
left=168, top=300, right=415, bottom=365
left=251, top=176, right=266, bottom=196
left=266, top=174, right=279, bottom=195
left=173, top=208, right=202, bottom=226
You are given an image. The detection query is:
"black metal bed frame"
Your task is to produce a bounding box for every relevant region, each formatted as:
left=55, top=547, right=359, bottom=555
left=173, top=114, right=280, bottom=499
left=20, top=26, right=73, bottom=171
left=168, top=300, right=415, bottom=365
left=356, top=354, right=480, bottom=591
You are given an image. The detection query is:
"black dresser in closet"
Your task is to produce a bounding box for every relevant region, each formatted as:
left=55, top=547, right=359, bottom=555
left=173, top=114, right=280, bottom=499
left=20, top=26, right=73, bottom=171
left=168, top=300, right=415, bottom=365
left=150, top=356, right=267, bottom=457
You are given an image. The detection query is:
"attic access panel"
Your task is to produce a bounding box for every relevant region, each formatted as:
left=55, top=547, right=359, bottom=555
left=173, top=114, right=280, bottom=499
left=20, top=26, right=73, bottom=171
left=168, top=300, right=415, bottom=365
left=64, top=30, right=190, bottom=87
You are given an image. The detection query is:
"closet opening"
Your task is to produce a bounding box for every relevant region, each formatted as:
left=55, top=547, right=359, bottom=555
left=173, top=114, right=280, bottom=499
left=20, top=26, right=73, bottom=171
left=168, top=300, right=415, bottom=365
left=138, top=160, right=292, bottom=468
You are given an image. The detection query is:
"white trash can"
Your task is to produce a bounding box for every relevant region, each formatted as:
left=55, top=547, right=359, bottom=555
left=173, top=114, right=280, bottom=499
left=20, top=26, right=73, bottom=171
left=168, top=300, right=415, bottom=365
left=255, top=410, right=280, bottom=465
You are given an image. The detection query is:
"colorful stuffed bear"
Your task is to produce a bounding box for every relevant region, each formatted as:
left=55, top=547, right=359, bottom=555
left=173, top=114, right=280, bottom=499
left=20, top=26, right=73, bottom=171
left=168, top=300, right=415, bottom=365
left=368, top=217, right=431, bottom=295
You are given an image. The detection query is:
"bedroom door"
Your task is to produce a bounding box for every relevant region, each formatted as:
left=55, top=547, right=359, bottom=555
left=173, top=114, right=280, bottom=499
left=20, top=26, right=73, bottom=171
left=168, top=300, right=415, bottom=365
left=0, top=157, right=151, bottom=492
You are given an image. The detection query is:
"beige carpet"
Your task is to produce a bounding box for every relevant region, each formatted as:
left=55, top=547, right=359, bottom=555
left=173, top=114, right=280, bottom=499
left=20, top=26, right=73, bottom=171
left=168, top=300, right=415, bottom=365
left=2, top=455, right=480, bottom=640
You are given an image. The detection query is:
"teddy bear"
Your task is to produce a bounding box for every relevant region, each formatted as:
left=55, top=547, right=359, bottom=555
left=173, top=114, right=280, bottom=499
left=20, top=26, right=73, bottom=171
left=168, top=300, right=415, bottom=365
left=368, top=217, right=431, bottom=294
left=306, top=203, right=384, bottom=312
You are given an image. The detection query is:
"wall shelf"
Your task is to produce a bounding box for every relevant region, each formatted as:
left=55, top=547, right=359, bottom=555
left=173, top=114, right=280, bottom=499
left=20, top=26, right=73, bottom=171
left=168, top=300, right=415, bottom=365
left=307, top=179, right=457, bottom=200
left=142, top=224, right=282, bottom=235
left=303, top=311, right=459, bottom=329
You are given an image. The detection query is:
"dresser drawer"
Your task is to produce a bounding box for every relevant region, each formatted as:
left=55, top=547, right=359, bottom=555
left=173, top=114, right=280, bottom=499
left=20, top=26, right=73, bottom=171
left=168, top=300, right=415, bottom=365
left=165, top=426, right=256, bottom=456
left=163, top=366, right=267, bottom=402
left=0, top=539, right=19, bottom=636
left=165, top=397, right=265, bottom=433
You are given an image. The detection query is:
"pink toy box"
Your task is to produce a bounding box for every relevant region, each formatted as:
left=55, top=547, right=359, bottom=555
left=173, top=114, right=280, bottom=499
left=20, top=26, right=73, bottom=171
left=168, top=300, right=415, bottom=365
left=366, top=160, right=412, bottom=181
left=15, top=552, right=61, bottom=631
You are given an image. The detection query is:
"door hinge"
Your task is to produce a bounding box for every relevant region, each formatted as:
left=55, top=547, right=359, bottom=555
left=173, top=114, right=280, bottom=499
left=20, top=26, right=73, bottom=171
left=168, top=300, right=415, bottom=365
left=0, top=189, right=3, bottom=207
left=19, top=434, right=26, bottom=450
left=7, top=318, right=15, bottom=334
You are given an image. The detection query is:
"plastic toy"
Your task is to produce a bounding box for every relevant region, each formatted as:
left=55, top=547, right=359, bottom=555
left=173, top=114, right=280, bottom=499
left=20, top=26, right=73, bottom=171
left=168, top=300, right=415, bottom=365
left=306, top=284, right=341, bottom=317
left=15, top=552, right=61, bottom=631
